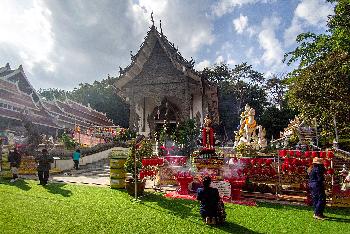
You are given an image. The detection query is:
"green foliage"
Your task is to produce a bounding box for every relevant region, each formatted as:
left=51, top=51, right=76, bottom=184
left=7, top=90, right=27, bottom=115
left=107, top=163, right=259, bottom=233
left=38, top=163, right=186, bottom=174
left=136, top=139, right=153, bottom=158
left=115, top=128, right=137, bottom=142
left=174, top=119, right=200, bottom=156
left=260, top=101, right=298, bottom=140
left=37, top=88, right=68, bottom=101
left=60, top=133, right=77, bottom=150
left=284, top=0, right=350, bottom=139
left=201, top=62, right=268, bottom=138
left=124, top=140, right=142, bottom=180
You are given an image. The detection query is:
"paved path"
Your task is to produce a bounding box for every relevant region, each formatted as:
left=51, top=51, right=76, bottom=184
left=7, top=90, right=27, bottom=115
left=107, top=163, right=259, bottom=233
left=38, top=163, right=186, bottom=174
left=50, top=158, right=155, bottom=189
left=52, top=158, right=110, bottom=186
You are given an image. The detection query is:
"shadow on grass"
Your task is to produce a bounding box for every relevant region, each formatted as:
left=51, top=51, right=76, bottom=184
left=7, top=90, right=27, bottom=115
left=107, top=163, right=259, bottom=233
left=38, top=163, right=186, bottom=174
left=0, top=178, right=31, bottom=191
left=215, top=222, right=262, bottom=234
left=140, top=192, right=261, bottom=234
left=325, top=217, right=350, bottom=223
left=44, top=182, right=72, bottom=197
left=258, top=202, right=350, bottom=217
left=141, top=192, right=196, bottom=219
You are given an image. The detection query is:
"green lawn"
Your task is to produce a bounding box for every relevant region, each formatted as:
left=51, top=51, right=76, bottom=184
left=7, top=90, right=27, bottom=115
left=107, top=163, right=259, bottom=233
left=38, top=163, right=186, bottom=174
left=0, top=179, right=349, bottom=234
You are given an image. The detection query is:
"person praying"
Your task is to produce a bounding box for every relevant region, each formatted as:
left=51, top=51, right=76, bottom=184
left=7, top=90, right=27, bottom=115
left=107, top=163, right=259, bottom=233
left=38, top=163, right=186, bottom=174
left=197, top=176, right=226, bottom=225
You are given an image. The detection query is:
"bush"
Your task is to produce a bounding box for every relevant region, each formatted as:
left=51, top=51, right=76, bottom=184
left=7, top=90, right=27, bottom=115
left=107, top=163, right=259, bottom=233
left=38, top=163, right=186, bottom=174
left=124, top=140, right=142, bottom=180
left=60, top=133, right=77, bottom=150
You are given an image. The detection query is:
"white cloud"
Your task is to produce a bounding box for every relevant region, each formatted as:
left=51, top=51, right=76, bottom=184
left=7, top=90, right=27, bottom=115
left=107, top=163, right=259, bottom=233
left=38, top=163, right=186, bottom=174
left=284, top=18, right=303, bottom=47
left=195, top=59, right=211, bottom=71
left=295, top=0, right=333, bottom=26
left=227, top=58, right=236, bottom=66
left=0, top=0, right=55, bottom=73
left=246, top=27, right=257, bottom=37
left=215, top=55, right=225, bottom=64
left=0, top=0, right=215, bottom=89
left=212, top=0, right=275, bottom=17
left=137, top=0, right=215, bottom=57
left=233, top=14, right=248, bottom=34
left=284, top=0, right=333, bottom=47
left=246, top=47, right=254, bottom=58
left=258, top=17, right=283, bottom=69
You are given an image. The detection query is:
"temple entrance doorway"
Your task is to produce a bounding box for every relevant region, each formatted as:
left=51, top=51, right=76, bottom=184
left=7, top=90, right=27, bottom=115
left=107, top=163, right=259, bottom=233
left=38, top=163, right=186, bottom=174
left=150, top=99, right=180, bottom=139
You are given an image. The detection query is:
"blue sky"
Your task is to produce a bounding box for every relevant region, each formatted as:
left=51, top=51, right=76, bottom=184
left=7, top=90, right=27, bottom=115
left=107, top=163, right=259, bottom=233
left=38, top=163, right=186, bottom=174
left=0, top=0, right=334, bottom=90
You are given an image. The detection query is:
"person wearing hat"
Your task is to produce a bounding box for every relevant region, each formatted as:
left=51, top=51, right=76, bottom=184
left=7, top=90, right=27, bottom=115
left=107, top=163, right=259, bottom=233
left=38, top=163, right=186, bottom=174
left=308, top=157, right=326, bottom=220
left=35, top=149, right=54, bottom=185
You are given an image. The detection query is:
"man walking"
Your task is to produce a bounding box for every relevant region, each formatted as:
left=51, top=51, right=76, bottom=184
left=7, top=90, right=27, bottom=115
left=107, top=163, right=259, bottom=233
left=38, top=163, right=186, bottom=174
left=36, top=149, right=54, bottom=185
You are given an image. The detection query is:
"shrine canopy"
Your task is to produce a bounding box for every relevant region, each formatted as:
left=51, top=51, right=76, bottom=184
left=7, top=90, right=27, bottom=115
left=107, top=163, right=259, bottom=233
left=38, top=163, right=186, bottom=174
left=115, top=24, right=218, bottom=136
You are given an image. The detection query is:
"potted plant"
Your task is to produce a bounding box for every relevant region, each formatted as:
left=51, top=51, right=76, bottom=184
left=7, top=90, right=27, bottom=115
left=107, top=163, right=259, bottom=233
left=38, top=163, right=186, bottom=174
left=124, top=139, right=152, bottom=196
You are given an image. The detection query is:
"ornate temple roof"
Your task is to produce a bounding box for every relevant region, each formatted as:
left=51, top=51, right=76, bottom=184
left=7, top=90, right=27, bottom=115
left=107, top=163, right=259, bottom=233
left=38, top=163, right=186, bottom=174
left=0, top=63, right=113, bottom=130
left=115, top=25, right=202, bottom=89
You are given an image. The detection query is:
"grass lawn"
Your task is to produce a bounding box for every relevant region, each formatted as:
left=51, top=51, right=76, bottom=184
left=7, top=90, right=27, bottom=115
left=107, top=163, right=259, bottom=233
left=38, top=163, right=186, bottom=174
left=0, top=179, right=349, bottom=234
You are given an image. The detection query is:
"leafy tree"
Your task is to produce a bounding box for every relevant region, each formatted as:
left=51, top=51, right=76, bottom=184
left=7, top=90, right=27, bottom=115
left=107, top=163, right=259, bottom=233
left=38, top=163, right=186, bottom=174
left=38, top=88, right=68, bottom=101
left=202, top=62, right=268, bottom=139
left=260, top=100, right=298, bottom=140
left=284, top=0, right=350, bottom=139
left=175, top=119, right=200, bottom=156
left=263, top=74, right=287, bottom=108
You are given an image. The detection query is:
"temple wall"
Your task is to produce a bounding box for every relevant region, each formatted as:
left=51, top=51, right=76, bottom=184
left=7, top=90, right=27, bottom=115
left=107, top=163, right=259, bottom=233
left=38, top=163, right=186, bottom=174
left=193, top=93, right=203, bottom=125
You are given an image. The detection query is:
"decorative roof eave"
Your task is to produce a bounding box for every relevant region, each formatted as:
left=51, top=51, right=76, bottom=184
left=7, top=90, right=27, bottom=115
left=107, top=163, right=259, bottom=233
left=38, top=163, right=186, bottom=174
left=55, top=99, right=112, bottom=125
left=66, top=99, right=111, bottom=122
left=116, top=26, right=202, bottom=90
left=0, top=63, right=11, bottom=75
left=153, top=30, right=202, bottom=82
left=1, top=68, right=21, bottom=81
left=115, top=29, right=155, bottom=88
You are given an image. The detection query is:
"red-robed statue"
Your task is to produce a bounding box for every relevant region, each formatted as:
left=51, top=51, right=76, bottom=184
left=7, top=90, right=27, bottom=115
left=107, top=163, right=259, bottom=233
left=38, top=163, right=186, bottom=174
left=202, top=115, right=215, bottom=149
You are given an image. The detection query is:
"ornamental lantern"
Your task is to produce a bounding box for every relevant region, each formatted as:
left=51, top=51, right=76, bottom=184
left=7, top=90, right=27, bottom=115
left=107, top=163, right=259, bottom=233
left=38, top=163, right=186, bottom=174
left=323, top=159, right=331, bottom=168
left=311, top=151, right=318, bottom=158
left=304, top=151, right=311, bottom=158
left=327, top=168, right=334, bottom=175
left=278, top=149, right=287, bottom=157
left=327, top=151, right=334, bottom=158
left=289, top=150, right=295, bottom=157
left=320, top=151, right=327, bottom=158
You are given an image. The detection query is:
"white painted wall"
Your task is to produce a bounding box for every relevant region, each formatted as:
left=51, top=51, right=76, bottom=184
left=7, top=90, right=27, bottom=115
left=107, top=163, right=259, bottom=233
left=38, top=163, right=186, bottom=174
left=53, top=147, right=127, bottom=171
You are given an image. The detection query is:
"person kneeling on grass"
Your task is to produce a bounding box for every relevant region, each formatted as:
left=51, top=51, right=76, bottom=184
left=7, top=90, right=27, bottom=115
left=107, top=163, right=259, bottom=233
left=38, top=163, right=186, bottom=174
left=197, top=176, right=226, bottom=225
left=35, top=149, right=54, bottom=186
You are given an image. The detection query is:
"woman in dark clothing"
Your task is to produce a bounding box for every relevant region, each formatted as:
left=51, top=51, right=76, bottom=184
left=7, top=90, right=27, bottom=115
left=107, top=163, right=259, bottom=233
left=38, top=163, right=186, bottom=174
left=197, top=176, right=226, bottom=224
left=308, top=157, right=326, bottom=220
left=8, top=148, right=21, bottom=182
